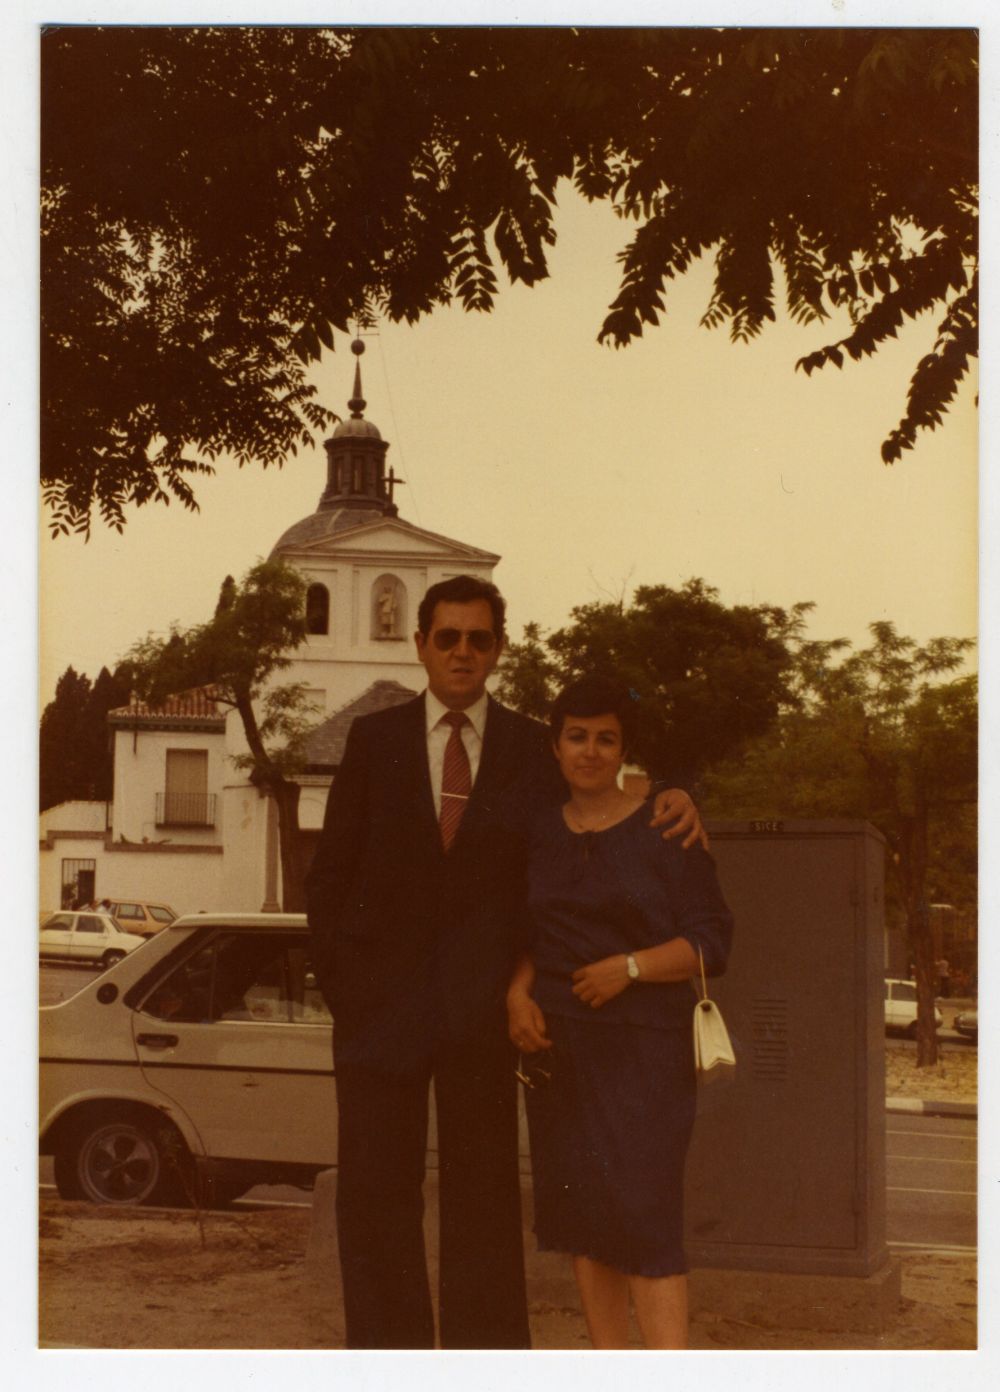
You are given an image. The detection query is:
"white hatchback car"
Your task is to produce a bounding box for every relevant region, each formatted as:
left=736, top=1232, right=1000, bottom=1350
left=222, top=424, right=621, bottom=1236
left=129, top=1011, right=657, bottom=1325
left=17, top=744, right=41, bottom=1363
left=40, top=914, right=337, bottom=1206
left=39, top=911, right=148, bottom=971
left=884, top=978, right=944, bottom=1038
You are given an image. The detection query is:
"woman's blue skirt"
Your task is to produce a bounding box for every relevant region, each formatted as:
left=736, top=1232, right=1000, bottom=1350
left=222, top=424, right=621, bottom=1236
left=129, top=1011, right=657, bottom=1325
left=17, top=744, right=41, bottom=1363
left=524, top=1012, right=697, bottom=1277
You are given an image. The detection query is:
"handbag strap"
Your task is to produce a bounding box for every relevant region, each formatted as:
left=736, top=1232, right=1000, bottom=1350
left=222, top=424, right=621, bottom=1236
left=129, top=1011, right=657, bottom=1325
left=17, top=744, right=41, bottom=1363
left=696, top=946, right=709, bottom=1002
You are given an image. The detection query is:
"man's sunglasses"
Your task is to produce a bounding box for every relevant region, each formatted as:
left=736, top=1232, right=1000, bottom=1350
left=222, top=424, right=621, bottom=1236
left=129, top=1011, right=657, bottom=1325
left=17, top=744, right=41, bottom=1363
left=431, top=628, right=497, bottom=653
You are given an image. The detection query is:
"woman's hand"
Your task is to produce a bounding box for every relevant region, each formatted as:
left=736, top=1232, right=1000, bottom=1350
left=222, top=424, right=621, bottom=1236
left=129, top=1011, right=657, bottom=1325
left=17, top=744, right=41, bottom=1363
left=572, top=955, right=631, bottom=1008
left=507, top=990, right=552, bottom=1053
left=649, top=788, right=708, bottom=850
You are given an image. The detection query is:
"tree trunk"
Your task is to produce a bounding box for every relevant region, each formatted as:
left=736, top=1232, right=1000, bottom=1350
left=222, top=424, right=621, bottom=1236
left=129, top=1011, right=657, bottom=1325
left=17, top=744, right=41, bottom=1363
left=272, top=778, right=307, bottom=912
left=899, top=806, right=938, bottom=1067
left=234, top=693, right=308, bottom=913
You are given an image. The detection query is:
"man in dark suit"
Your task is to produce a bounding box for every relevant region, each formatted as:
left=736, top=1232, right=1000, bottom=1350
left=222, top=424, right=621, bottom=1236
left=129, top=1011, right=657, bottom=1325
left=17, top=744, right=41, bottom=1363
left=307, top=575, right=700, bottom=1349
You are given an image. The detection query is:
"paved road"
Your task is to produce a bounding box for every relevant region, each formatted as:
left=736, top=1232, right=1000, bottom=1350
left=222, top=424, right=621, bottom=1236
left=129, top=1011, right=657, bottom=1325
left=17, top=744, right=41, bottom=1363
left=39, top=961, right=107, bottom=1005
left=886, top=1112, right=977, bottom=1251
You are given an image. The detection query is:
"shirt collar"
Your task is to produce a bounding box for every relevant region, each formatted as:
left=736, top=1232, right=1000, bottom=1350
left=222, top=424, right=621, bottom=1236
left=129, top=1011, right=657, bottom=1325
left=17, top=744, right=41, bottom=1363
left=424, top=688, right=489, bottom=741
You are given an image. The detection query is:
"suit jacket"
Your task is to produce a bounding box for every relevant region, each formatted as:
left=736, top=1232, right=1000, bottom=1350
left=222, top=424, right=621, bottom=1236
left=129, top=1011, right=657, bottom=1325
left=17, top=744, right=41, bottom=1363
left=306, top=694, right=561, bottom=1073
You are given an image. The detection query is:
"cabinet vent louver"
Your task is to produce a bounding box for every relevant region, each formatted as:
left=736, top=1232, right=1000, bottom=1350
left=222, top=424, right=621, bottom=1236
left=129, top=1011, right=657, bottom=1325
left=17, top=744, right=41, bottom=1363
left=751, top=998, right=789, bottom=1079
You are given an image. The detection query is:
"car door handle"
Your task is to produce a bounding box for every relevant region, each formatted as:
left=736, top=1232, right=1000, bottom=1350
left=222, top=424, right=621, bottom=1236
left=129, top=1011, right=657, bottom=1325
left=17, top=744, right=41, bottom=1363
left=136, top=1033, right=178, bottom=1049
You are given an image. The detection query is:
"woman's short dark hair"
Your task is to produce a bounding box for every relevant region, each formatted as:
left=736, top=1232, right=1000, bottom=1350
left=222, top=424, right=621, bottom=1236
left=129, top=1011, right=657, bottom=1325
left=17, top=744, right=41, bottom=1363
left=417, top=575, right=506, bottom=639
left=549, top=675, right=639, bottom=749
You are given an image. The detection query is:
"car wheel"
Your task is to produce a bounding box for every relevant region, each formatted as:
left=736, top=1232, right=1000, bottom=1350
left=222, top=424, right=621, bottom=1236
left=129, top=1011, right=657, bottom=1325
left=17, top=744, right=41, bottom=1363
left=907, top=1020, right=921, bottom=1039
left=55, top=1114, right=189, bottom=1206
left=101, top=950, right=126, bottom=969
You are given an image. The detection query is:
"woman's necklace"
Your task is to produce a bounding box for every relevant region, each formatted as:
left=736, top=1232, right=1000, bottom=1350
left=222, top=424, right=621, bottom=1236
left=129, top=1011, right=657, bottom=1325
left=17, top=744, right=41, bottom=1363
left=565, top=795, right=631, bottom=834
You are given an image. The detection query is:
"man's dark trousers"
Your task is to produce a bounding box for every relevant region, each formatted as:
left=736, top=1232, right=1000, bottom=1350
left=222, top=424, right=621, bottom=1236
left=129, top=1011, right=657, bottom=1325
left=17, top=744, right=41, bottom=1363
left=335, top=1033, right=528, bottom=1349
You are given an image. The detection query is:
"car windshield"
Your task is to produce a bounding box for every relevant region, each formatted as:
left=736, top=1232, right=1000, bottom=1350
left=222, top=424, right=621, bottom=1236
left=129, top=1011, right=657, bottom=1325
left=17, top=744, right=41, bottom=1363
left=892, top=982, right=918, bottom=1002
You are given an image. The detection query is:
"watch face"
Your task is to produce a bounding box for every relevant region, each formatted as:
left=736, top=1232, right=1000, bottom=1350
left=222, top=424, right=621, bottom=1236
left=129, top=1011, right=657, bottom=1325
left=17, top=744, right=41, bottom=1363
left=627, top=955, right=639, bottom=980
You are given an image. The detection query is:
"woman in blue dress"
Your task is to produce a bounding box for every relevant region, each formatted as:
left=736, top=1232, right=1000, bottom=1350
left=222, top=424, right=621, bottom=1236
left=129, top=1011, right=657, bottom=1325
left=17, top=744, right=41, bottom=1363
left=506, top=676, right=734, bottom=1349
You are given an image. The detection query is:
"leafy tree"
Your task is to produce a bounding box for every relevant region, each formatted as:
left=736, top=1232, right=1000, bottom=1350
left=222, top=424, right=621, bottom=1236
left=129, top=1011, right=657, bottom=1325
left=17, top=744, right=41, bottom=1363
left=701, top=623, right=977, bottom=1066
left=124, top=559, right=317, bottom=910
left=42, top=27, right=977, bottom=533
left=39, top=664, right=131, bottom=811
left=498, top=579, right=807, bottom=785
left=40, top=667, right=93, bottom=811
left=84, top=667, right=133, bottom=801
left=497, top=622, right=562, bottom=724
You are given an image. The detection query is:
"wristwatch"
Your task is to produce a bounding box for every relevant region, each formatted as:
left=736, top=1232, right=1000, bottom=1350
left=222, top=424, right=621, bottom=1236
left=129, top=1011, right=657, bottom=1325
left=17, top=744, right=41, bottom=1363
left=625, top=953, right=640, bottom=983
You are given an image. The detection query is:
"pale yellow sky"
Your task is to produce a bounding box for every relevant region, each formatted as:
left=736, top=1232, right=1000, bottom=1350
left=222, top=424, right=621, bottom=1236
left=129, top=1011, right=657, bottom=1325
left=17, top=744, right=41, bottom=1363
left=39, top=190, right=977, bottom=702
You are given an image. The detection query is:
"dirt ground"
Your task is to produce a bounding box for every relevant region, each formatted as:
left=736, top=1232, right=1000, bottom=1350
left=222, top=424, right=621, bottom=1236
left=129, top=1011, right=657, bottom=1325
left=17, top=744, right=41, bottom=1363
left=38, top=1198, right=976, bottom=1351
left=885, top=1045, right=977, bottom=1104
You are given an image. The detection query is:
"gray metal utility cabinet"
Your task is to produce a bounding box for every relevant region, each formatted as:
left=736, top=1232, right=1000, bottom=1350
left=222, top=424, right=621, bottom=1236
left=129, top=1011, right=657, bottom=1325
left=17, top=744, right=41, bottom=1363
left=685, top=819, right=888, bottom=1279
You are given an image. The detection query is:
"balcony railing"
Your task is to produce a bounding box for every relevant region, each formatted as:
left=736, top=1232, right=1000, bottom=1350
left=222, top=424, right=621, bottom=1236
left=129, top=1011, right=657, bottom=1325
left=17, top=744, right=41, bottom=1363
left=155, top=791, right=217, bottom=828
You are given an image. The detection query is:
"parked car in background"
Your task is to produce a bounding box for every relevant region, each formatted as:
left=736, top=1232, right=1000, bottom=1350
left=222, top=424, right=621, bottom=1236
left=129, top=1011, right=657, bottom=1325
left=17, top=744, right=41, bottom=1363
left=39, top=914, right=336, bottom=1207
left=39, top=912, right=148, bottom=971
left=952, top=1008, right=978, bottom=1043
left=104, top=899, right=177, bottom=938
left=884, top=978, right=944, bottom=1038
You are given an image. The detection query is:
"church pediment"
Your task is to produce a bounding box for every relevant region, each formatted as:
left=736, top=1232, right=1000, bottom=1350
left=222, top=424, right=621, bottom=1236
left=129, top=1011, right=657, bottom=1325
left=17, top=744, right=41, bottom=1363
left=283, top=514, right=499, bottom=563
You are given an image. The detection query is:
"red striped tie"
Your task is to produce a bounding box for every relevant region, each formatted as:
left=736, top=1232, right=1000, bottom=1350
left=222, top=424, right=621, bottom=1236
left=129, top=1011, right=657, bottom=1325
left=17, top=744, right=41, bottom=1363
left=439, top=711, right=471, bottom=851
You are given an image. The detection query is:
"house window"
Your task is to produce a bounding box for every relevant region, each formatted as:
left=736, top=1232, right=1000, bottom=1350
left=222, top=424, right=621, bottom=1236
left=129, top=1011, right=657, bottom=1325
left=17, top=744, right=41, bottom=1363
left=159, top=749, right=214, bottom=827
left=305, top=583, right=330, bottom=635
left=61, top=858, right=96, bottom=909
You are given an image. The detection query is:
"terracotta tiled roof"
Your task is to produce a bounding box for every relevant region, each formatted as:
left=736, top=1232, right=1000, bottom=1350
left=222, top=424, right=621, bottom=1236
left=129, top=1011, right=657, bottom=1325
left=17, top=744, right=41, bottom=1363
left=108, top=685, right=228, bottom=727
left=303, top=680, right=417, bottom=768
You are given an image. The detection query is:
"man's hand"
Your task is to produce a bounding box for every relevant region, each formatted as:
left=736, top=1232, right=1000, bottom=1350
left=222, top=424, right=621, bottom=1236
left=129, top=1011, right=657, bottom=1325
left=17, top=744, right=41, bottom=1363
left=649, top=787, right=708, bottom=850
left=507, top=990, right=552, bottom=1052
left=571, top=955, right=632, bottom=1009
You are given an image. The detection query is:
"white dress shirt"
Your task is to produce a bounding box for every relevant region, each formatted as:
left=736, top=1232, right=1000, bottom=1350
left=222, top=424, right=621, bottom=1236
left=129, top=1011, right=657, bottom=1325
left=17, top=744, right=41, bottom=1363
left=424, top=689, right=489, bottom=817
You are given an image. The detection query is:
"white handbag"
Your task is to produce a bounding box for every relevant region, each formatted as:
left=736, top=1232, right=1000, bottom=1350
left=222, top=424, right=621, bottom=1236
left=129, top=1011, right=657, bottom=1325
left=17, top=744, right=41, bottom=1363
left=693, top=948, right=736, bottom=1081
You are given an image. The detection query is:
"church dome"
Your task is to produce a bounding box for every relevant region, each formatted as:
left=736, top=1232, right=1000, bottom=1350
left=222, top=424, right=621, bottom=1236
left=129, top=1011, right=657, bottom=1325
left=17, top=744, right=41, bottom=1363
left=271, top=337, right=402, bottom=549
left=332, top=415, right=382, bottom=441
left=271, top=506, right=386, bottom=555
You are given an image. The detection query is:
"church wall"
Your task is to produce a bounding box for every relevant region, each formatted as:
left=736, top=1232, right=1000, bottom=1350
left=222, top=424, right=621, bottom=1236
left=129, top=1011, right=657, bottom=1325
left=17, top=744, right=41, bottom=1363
left=279, top=552, right=498, bottom=715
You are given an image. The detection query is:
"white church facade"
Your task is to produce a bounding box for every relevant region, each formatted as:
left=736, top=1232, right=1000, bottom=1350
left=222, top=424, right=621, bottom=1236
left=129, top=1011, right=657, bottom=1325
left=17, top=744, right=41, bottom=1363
left=40, top=343, right=500, bottom=916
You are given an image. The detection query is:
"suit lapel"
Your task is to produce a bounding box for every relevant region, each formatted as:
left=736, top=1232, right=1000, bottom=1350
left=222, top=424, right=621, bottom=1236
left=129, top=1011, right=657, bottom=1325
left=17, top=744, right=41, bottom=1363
left=393, top=694, right=440, bottom=848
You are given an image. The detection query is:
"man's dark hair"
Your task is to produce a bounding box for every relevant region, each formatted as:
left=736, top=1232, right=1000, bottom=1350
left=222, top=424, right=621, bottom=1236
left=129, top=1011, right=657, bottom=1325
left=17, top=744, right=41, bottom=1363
left=417, top=575, right=507, bottom=639
left=548, top=674, right=639, bottom=751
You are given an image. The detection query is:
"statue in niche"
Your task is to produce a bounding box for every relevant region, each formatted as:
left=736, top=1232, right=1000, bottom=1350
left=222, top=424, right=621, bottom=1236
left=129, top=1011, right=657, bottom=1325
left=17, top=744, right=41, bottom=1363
left=374, top=577, right=403, bottom=638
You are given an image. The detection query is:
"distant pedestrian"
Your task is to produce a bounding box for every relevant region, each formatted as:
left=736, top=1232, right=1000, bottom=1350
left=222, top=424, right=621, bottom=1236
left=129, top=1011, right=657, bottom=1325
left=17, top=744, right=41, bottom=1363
left=935, top=957, right=951, bottom=998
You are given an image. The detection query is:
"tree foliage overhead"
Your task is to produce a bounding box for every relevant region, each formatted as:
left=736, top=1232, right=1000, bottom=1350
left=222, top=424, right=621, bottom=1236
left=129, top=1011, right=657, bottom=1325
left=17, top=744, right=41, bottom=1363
left=42, top=26, right=977, bottom=534
left=498, top=578, right=809, bottom=784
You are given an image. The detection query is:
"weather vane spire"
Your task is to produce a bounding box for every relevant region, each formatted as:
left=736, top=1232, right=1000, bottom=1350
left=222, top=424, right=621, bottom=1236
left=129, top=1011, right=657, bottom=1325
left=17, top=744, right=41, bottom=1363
left=348, top=335, right=366, bottom=419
